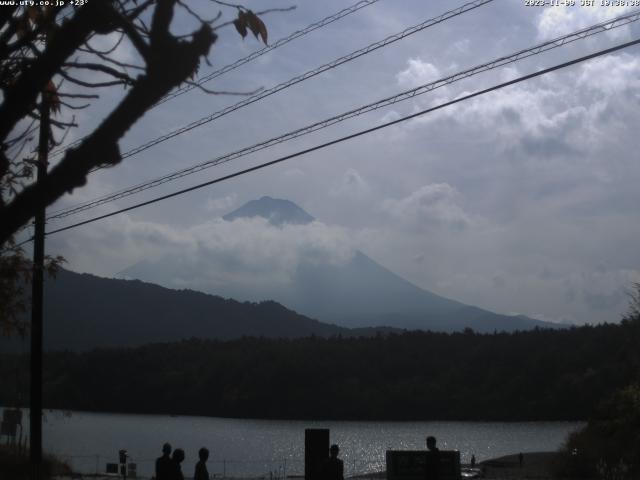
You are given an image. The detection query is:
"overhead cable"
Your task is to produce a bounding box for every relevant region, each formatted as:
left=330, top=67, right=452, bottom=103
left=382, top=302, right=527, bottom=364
left=41, top=37, right=640, bottom=237
left=49, top=0, right=382, bottom=157
left=157, top=0, right=383, bottom=105
left=48, top=0, right=495, bottom=164
left=47, top=9, right=640, bottom=221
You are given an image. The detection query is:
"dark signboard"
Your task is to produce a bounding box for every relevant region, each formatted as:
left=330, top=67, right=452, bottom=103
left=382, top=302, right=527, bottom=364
left=305, top=428, right=330, bottom=480
left=386, top=450, right=461, bottom=480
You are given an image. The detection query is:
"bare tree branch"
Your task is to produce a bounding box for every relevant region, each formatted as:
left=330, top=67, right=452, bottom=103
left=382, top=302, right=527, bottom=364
left=0, top=3, right=116, bottom=141
left=62, top=61, right=137, bottom=84
left=56, top=92, right=100, bottom=99
left=83, top=31, right=126, bottom=56
left=0, top=1, right=219, bottom=244
left=58, top=100, right=91, bottom=110
left=59, top=69, right=130, bottom=89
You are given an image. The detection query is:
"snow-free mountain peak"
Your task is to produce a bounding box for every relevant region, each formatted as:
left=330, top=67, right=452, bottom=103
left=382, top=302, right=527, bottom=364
left=121, top=197, right=560, bottom=333
left=223, top=196, right=314, bottom=226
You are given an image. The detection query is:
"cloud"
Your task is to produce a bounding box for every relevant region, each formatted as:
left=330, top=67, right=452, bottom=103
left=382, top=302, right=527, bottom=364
left=330, top=168, right=371, bottom=199
left=524, top=313, right=575, bottom=325
left=577, top=53, right=640, bottom=96
left=52, top=214, right=358, bottom=297
left=204, top=194, right=237, bottom=213
left=536, top=6, right=635, bottom=40
left=399, top=53, right=640, bottom=166
left=572, top=268, right=640, bottom=311
left=396, top=58, right=441, bottom=88
left=282, top=168, right=305, bottom=179
left=41, top=1, right=640, bottom=329
left=450, top=38, right=470, bottom=55
left=382, top=183, right=473, bottom=231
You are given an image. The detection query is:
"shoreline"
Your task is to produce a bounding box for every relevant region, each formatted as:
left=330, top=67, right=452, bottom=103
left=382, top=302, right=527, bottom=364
left=2, top=405, right=588, bottom=423
left=479, top=452, right=558, bottom=479
left=340, top=452, right=559, bottom=480
left=39, top=451, right=559, bottom=480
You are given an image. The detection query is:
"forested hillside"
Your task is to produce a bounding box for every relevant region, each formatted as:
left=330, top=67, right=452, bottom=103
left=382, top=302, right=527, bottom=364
left=2, top=319, right=639, bottom=421
left=0, top=269, right=356, bottom=353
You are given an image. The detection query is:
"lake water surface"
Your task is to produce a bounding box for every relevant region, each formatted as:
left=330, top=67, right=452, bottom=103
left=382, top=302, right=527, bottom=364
left=6, top=409, right=583, bottom=479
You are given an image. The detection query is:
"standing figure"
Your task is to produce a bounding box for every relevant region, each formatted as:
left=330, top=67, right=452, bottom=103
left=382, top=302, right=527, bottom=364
left=194, top=447, right=210, bottom=480
left=426, top=436, right=439, bottom=453
left=322, top=444, right=344, bottom=480
left=156, top=443, right=172, bottom=480
left=470, top=455, right=476, bottom=468
left=425, top=436, right=440, bottom=480
left=170, top=448, right=186, bottom=480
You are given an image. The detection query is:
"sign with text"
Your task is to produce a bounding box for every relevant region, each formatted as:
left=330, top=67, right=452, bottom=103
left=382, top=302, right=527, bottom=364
left=386, top=450, right=461, bottom=480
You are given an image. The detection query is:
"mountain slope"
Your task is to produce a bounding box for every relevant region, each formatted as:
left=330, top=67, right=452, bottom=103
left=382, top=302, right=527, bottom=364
left=0, top=269, right=357, bottom=353
left=288, top=250, right=547, bottom=331
left=123, top=197, right=558, bottom=332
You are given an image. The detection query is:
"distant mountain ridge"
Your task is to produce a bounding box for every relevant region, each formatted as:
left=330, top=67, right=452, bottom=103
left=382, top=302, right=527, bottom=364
left=0, top=269, right=394, bottom=353
left=123, top=196, right=559, bottom=333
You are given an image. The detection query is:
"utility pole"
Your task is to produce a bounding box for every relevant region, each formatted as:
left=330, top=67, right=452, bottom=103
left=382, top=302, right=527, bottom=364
left=30, top=91, right=50, bottom=478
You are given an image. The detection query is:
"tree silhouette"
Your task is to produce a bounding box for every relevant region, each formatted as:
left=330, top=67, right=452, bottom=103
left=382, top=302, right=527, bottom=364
left=0, top=1, right=271, bottom=332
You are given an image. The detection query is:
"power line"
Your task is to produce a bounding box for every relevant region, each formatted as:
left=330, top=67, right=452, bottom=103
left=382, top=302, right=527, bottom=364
left=49, top=0, right=382, bottom=158
left=48, top=0, right=495, bottom=167
left=47, top=0, right=497, bottom=218
left=42, top=37, right=640, bottom=238
left=47, top=9, right=640, bottom=221
left=157, top=0, right=382, bottom=106
left=112, top=0, right=495, bottom=161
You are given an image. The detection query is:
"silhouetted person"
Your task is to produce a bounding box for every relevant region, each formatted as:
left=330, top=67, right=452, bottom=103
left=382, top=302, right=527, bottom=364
left=518, top=452, right=523, bottom=468
left=425, top=436, right=440, bottom=480
left=156, top=443, right=172, bottom=480
left=194, top=447, right=210, bottom=480
left=170, top=448, right=185, bottom=480
left=426, top=436, right=439, bottom=452
left=322, top=444, right=344, bottom=480
left=470, top=455, right=476, bottom=468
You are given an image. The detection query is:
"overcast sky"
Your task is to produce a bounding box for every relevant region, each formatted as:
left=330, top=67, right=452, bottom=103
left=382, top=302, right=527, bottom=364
left=29, top=0, right=640, bottom=325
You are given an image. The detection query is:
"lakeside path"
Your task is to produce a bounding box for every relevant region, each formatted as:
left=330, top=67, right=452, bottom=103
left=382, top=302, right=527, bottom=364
left=350, top=452, right=559, bottom=480
left=49, top=452, right=560, bottom=480
left=479, top=452, right=557, bottom=479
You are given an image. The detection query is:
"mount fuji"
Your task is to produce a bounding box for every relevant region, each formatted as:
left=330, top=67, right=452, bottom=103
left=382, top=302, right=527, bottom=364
left=122, top=196, right=557, bottom=333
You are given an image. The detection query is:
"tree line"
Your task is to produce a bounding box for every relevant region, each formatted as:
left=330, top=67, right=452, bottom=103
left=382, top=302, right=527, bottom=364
left=2, top=317, right=640, bottom=421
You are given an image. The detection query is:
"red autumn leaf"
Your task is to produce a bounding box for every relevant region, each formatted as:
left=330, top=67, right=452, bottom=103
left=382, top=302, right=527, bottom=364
left=234, top=10, right=248, bottom=39
left=246, top=11, right=260, bottom=38
left=246, top=11, right=267, bottom=44
left=233, top=18, right=247, bottom=38
left=256, top=15, right=268, bottom=45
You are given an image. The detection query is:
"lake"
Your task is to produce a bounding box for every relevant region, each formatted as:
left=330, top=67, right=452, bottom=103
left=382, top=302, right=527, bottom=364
left=4, top=408, right=583, bottom=479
